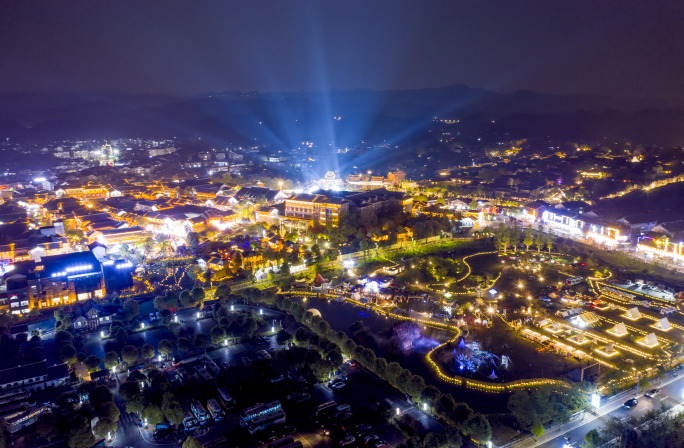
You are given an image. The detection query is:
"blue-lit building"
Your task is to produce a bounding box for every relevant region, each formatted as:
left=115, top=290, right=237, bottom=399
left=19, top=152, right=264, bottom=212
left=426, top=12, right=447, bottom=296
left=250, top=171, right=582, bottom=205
left=3, top=250, right=132, bottom=315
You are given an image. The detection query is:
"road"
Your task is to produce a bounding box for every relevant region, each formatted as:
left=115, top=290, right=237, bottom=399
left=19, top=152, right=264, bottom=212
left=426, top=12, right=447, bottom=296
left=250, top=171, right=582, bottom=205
left=514, top=371, right=684, bottom=448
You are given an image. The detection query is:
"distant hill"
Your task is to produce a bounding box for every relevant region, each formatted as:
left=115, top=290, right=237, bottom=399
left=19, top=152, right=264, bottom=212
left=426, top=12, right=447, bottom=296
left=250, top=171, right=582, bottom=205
left=1, top=85, right=684, bottom=146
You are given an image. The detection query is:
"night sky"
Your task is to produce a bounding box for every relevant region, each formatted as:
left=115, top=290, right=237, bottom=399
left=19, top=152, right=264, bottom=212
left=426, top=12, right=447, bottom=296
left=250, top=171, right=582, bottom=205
left=1, top=0, right=683, bottom=99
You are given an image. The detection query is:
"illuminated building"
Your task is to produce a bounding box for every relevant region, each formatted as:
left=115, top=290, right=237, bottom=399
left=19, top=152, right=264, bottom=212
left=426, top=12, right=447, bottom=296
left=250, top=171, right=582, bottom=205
left=92, top=226, right=147, bottom=246
left=0, top=360, right=68, bottom=392
left=282, top=193, right=349, bottom=229
left=5, top=251, right=107, bottom=315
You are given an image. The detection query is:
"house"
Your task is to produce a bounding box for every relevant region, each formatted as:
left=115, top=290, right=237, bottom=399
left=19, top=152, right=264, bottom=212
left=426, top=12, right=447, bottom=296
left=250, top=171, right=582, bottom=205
left=206, top=257, right=225, bottom=271
left=459, top=217, right=476, bottom=228
left=617, top=214, right=659, bottom=241
left=522, top=200, right=549, bottom=222
left=255, top=206, right=281, bottom=226
left=0, top=360, right=69, bottom=392
left=197, top=258, right=207, bottom=271
left=72, top=299, right=112, bottom=331
left=651, top=221, right=684, bottom=241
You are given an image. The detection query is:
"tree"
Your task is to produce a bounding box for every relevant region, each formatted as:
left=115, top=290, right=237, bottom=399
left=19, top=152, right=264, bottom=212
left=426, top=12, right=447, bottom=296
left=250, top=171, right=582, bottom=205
left=276, top=329, right=292, bottom=346
left=159, top=309, right=173, bottom=325
left=422, top=385, right=441, bottom=407
left=462, top=413, right=492, bottom=445
left=183, top=435, right=203, bottom=448
left=68, top=415, right=95, bottom=448
left=112, top=326, right=128, bottom=345
left=141, top=344, right=156, bottom=360
left=104, top=351, right=119, bottom=370
left=508, top=390, right=537, bottom=430
left=126, top=394, right=146, bottom=414
left=179, top=290, right=194, bottom=308
left=210, top=326, right=226, bottom=346
left=523, top=229, right=534, bottom=252
left=93, top=418, right=117, bottom=440
left=162, top=392, right=185, bottom=425
left=121, top=345, right=139, bottom=365
left=35, top=412, right=59, bottom=441
left=585, top=429, right=601, bottom=447
left=141, top=404, right=165, bottom=426
left=194, top=333, right=210, bottom=349
left=530, top=421, right=544, bottom=437
left=373, top=358, right=388, bottom=378
left=176, top=337, right=191, bottom=353
left=215, top=284, right=231, bottom=301
left=84, top=355, right=102, bottom=372
left=191, top=286, right=205, bottom=303
left=122, top=299, right=140, bottom=321
left=534, top=231, right=545, bottom=253
left=118, top=381, right=140, bottom=402
left=386, top=362, right=403, bottom=384
left=158, top=339, right=174, bottom=357
left=97, top=402, right=121, bottom=422
left=154, top=291, right=178, bottom=311
left=59, top=344, right=78, bottom=365
left=90, top=385, right=113, bottom=408
left=294, top=327, right=311, bottom=346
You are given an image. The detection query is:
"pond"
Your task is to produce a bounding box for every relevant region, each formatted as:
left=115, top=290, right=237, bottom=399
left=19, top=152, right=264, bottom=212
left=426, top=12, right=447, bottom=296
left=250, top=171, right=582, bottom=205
left=294, top=296, right=510, bottom=413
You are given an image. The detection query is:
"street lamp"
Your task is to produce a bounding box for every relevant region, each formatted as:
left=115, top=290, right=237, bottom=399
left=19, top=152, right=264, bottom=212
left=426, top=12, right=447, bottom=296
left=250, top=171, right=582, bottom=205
left=260, top=308, right=263, bottom=315
left=174, top=315, right=178, bottom=322
left=230, top=304, right=234, bottom=311
left=422, top=403, right=428, bottom=411
left=100, top=330, right=104, bottom=338
left=157, top=354, right=162, bottom=362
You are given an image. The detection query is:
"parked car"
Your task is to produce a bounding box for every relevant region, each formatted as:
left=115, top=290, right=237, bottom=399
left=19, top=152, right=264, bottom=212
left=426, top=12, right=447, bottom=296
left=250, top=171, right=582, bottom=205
left=623, top=398, right=638, bottom=409
left=339, top=435, right=356, bottom=446
left=270, top=374, right=285, bottom=383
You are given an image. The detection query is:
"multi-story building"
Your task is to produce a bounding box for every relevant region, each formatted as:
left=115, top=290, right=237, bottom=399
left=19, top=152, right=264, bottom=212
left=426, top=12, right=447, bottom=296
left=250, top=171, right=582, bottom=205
left=92, top=226, right=147, bottom=246
left=6, top=251, right=106, bottom=315
left=282, top=193, right=349, bottom=230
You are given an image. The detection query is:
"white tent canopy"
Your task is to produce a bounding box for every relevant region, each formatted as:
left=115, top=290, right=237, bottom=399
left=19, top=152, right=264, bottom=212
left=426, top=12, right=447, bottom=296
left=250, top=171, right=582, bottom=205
left=653, top=317, right=671, bottom=331
left=622, top=307, right=642, bottom=320
left=600, top=343, right=616, bottom=354
left=575, top=312, right=601, bottom=327
left=637, top=332, right=659, bottom=347
left=607, top=322, right=628, bottom=337
left=569, top=333, right=587, bottom=344
left=545, top=322, right=562, bottom=333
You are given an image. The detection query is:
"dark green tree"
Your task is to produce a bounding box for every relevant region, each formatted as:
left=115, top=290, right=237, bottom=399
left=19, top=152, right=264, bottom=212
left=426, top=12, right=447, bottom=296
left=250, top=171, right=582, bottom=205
left=121, top=345, right=139, bottom=365
left=104, top=351, right=119, bottom=370
left=122, top=299, right=140, bottom=321
left=141, top=344, right=156, bottom=361
left=155, top=339, right=172, bottom=358
left=84, top=355, right=102, bottom=372
left=68, top=416, right=95, bottom=448
left=462, top=413, right=492, bottom=445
